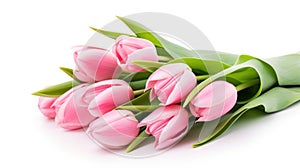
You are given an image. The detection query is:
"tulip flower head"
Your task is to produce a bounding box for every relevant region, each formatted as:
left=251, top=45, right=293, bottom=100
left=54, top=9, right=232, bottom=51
left=138, top=105, right=189, bottom=150
left=87, top=79, right=134, bottom=117
left=113, top=36, right=158, bottom=72
left=189, top=81, right=237, bottom=122
left=145, top=63, right=197, bottom=105
left=87, top=110, right=139, bottom=149
left=73, top=46, right=121, bottom=82
left=52, top=84, right=96, bottom=130
left=38, top=97, right=57, bottom=119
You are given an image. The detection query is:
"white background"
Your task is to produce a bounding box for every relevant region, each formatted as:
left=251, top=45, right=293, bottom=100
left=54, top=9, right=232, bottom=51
left=1, top=0, right=300, bottom=167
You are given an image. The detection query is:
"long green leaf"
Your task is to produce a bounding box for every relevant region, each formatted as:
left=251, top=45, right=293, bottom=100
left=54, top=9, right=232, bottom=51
left=265, top=53, right=300, bottom=85
left=195, top=50, right=239, bottom=66
left=193, top=87, right=300, bottom=147
left=133, top=57, right=231, bottom=76
left=132, top=61, right=166, bottom=72
left=59, top=67, right=75, bottom=79
left=116, top=105, right=159, bottom=113
left=116, top=16, right=199, bottom=59
left=116, top=16, right=163, bottom=47
left=89, top=26, right=135, bottom=39
left=169, top=57, right=230, bottom=75
left=121, top=90, right=151, bottom=106
left=126, top=130, right=150, bottom=153
left=32, top=80, right=80, bottom=97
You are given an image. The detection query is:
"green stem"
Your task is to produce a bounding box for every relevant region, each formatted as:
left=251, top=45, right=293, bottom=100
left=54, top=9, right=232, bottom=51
left=196, top=75, right=210, bottom=81
left=126, top=130, right=150, bottom=153
left=133, top=89, right=144, bottom=96
left=235, top=79, right=259, bottom=92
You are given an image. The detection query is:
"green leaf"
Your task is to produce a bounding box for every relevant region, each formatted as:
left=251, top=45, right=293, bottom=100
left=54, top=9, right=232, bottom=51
left=184, top=57, right=277, bottom=106
left=117, top=16, right=199, bottom=59
left=126, top=130, right=150, bottom=153
left=265, top=53, right=300, bottom=85
left=195, top=50, right=239, bottom=66
left=168, top=57, right=230, bottom=75
left=133, top=57, right=230, bottom=75
left=116, top=16, right=163, bottom=47
left=121, top=90, right=151, bottom=106
left=132, top=60, right=166, bottom=72
left=156, top=47, right=171, bottom=57
left=193, top=87, right=300, bottom=147
left=59, top=67, right=75, bottom=79
left=32, top=80, right=80, bottom=97
left=116, top=105, right=159, bottom=113
left=129, top=79, right=147, bottom=90
left=89, top=26, right=135, bottom=39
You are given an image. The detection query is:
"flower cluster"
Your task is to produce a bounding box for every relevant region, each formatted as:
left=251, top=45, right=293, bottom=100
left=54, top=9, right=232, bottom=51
left=34, top=16, right=300, bottom=153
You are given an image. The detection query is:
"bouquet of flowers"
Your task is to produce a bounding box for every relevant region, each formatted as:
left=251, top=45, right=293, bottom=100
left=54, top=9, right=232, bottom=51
left=33, top=16, right=300, bottom=153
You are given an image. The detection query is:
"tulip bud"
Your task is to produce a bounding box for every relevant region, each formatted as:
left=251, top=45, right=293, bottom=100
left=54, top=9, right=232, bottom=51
left=189, top=81, right=237, bottom=122
left=88, top=79, right=134, bottom=117
left=113, top=36, right=158, bottom=72
left=138, top=105, right=189, bottom=150
left=38, top=97, right=57, bottom=119
left=145, top=63, right=196, bottom=105
left=86, top=110, right=139, bottom=149
left=73, top=46, right=121, bottom=82
left=53, top=84, right=96, bottom=130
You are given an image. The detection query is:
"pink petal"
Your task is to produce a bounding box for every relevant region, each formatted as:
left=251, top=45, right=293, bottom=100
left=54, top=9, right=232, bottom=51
left=123, top=47, right=158, bottom=72
left=122, top=36, right=154, bottom=49
left=86, top=110, right=138, bottom=148
left=157, top=106, right=188, bottom=146
left=153, top=72, right=184, bottom=104
left=191, top=81, right=236, bottom=107
left=73, top=69, right=93, bottom=82
left=165, top=70, right=196, bottom=105
left=190, top=81, right=238, bottom=122
left=138, top=106, right=177, bottom=127
left=54, top=84, right=95, bottom=130
left=38, top=97, right=57, bottom=119
left=88, top=85, right=133, bottom=117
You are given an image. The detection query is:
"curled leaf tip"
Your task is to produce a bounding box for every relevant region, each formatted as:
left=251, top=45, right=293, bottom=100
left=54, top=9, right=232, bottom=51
left=31, top=92, right=39, bottom=96
left=89, top=26, right=98, bottom=31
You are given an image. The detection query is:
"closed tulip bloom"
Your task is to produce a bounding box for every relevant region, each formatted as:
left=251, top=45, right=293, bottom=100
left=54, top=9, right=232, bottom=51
left=189, top=81, right=237, bottom=122
left=145, top=63, right=196, bottom=105
left=53, top=84, right=96, bottom=130
left=88, top=79, right=134, bottom=117
left=86, top=110, right=139, bottom=149
left=38, top=97, right=57, bottom=119
left=113, top=36, right=158, bottom=72
left=138, top=105, right=189, bottom=150
left=73, top=46, right=120, bottom=82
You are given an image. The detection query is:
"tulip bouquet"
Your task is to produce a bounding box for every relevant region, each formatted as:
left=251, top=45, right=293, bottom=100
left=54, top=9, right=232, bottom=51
left=33, top=16, right=300, bottom=153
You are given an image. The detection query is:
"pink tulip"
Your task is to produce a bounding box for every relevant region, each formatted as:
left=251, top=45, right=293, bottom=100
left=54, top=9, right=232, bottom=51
left=113, top=35, right=158, bottom=72
left=138, top=105, right=189, bottom=150
left=145, top=63, right=196, bottom=105
left=86, top=110, right=139, bottom=149
left=87, top=79, right=134, bottom=117
left=73, top=46, right=120, bottom=82
left=189, top=81, right=237, bottom=122
left=38, top=97, right=57, bottom=119
left=52, top=84, right=96, bottom=130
